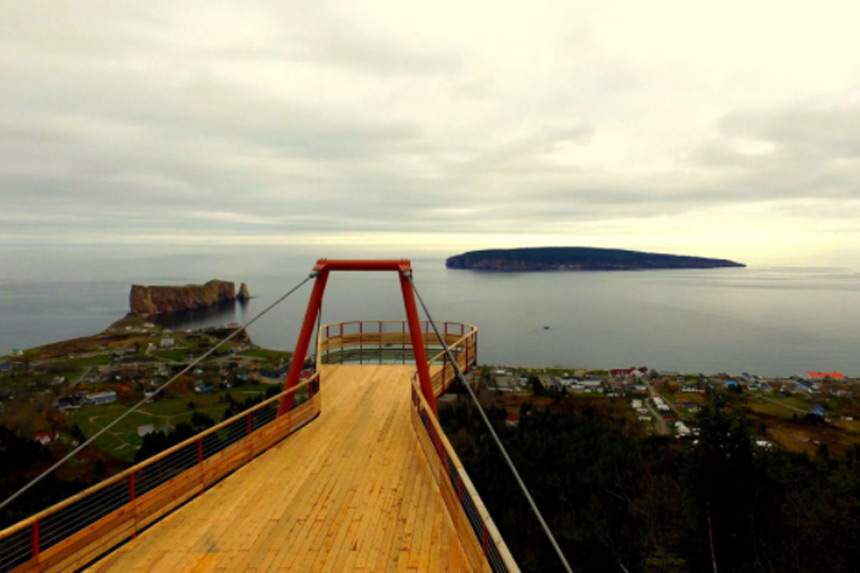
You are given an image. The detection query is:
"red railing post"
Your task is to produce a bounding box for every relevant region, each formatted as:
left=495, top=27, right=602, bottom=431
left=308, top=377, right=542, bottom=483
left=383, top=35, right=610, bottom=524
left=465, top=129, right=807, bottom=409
left=458, top=474, right=464, bottom=502
left=473, top=331, right=477, bottom=369
left=197, top=437, right=203, bottom=464
left=482, top=524, right=489, bottom=556
left=31, top=520, right=39, bottom=559
left=247, top=412, right=252, bottom=434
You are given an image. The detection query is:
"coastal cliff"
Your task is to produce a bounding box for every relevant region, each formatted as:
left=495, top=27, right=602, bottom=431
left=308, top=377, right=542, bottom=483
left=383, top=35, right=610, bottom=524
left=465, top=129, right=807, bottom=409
left=129, top=280, right=243, bottom=316
left=446, top=247, right=745, bottom=271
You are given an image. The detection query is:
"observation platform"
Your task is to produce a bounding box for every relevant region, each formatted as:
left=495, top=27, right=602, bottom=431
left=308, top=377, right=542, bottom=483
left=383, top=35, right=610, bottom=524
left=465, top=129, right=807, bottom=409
left=2, top=316, right=514, bottom=573
left=89, top=364, right=472, bottom=572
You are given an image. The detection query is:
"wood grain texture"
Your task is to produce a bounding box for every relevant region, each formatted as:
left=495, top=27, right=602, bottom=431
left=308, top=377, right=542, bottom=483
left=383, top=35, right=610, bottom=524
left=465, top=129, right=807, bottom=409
left=87, top=365, right=472, bottom=572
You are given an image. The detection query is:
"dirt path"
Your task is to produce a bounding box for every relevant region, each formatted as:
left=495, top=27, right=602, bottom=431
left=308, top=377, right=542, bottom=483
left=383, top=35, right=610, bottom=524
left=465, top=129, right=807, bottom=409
left=757, top=395, right=806, bottom=414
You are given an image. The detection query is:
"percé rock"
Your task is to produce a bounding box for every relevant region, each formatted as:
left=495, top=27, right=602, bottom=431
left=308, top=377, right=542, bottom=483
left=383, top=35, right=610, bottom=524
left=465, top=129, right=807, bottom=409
left=237, top=282, right=250, bottom=301
left=446, top=247, right=745, bottom=271
left=129, top=280, right=238, bottom=316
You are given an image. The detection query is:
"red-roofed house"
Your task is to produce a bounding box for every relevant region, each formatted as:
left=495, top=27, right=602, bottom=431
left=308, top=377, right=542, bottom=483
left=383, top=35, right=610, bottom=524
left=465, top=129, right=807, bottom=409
left=611, top=368, right=635, bottom=378
left=33, top=431, right=59, bottom=445
left=505, top=413, right=520, bottom=427
left=807, top=372, right=846, bottom=380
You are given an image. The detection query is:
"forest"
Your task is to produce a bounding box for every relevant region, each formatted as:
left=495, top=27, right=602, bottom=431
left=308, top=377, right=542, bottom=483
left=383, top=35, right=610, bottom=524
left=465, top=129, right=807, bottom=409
left=440, top=391, right=860, bottom=572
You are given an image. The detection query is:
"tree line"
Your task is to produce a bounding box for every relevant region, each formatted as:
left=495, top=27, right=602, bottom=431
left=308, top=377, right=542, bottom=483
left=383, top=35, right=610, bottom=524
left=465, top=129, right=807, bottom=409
left=440, top=391, right=860, bottom=572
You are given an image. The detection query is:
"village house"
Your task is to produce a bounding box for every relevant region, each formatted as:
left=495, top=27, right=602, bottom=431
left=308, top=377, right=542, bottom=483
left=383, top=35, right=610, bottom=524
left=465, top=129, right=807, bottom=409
left=33, top=431, right=59, bottom=445
left=58, top=395, right=82, bottom=410
left=137, top=424, right=155, bottom=437
left=84, top=391, right=117, bottom=406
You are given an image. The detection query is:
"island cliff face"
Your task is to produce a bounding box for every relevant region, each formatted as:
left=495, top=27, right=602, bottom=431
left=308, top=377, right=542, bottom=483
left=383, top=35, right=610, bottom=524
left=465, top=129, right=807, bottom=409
left=130, top=280, right=243, bottom=316
left=446, top=247, right=745, bottom=271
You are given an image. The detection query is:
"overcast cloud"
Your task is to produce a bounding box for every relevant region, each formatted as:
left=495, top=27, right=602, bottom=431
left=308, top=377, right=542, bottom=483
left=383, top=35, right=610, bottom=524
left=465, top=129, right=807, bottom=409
left=2, top=0, right=860, bottom=264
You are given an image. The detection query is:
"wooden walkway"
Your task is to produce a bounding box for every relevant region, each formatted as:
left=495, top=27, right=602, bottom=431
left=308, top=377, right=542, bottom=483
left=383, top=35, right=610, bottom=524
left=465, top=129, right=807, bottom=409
left=88, top=365, right=473, bottom=572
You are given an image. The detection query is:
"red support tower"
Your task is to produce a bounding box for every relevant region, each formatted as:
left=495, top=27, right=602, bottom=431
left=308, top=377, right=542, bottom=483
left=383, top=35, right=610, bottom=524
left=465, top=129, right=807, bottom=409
left=277, top=259, right=438, bottom=417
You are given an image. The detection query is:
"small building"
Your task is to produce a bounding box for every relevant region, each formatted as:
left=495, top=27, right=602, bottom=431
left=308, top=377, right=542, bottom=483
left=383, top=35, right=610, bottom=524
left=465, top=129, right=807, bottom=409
left=84, top=391, right=117, bottom=406
left=505, top=413, right=520, bottom=427
left=495, top=376, right=519, bottom=392
left=537, top=375, right=563, bottom=392
left=58, top=396, right=82, bottom=410
left=160, top=338, right=176, bottom=349
left=137, top=424, right=156, bottom=437
left=611, top=368, right=635, bottom=378
left=795, top=380, right=814, bottom=394
left=807, top=371, right=846, bottom=381
left=33, top=431, right=59, bottom=445
left=810, top=404, right=826, bottom=420
left=0, top=361, right=12, bottom=372
left=581, top=379, right=602, bottom=391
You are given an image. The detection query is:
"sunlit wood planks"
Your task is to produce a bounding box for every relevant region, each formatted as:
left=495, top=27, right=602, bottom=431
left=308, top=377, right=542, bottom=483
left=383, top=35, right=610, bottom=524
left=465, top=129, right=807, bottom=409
left=88, top=365, right=472, bottom=572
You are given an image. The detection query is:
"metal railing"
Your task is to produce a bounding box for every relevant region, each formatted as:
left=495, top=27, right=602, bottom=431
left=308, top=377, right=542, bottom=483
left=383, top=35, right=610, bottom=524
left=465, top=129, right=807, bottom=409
left=401, top=323, right=518, bottom=573
left=318, top=320, right=472, bottom=365
left=410, top=382, right=519, bottom=573
left=0, top=375, right=320, bottom=572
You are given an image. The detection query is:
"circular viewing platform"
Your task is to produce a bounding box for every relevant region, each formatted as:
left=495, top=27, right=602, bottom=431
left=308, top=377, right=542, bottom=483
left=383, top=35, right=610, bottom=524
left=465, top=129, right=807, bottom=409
left=318, top=320, right=476, bottom=366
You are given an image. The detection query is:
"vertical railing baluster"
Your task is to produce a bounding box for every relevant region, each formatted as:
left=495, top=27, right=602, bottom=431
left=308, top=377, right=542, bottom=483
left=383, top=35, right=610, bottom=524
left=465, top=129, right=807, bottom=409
left=130, top=471, right=137, bottom=539
left=31, top=520, right=39, bottom=560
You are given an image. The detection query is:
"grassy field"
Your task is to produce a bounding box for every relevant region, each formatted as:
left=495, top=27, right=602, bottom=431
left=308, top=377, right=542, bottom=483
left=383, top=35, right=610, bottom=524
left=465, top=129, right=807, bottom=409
left=154, top=349, right=188, bottom=362
left=240, top=348, right=293, bottom=361
left=64, top=385, right=275, bottom=462
left=51, top=354, right=113, bottom=369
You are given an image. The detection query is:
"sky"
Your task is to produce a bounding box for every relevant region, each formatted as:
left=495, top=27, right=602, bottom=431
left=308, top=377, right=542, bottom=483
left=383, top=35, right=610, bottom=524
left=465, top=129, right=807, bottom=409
left=2, top=1, right=860, bottom=266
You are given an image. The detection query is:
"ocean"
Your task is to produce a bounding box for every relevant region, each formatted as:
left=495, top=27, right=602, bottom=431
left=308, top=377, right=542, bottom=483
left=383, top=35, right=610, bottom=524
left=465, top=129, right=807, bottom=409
left=2, top=245, right=860, bottom=377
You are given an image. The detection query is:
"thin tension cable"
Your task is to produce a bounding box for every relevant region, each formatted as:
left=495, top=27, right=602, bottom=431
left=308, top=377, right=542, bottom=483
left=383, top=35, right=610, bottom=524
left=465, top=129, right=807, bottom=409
left=0, top=273, right=315, bottom=512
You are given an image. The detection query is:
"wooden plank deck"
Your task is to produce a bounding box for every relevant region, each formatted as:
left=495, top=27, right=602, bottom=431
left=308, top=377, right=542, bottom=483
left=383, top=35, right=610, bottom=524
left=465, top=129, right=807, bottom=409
left=87, top=365, right=473, bottom=572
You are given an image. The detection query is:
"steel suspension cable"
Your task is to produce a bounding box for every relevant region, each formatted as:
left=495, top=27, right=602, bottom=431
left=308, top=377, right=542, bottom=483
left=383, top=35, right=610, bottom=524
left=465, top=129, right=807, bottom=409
left=406, top=273, right=575, bottom=573
left=0, top=272, right=316, bottom=513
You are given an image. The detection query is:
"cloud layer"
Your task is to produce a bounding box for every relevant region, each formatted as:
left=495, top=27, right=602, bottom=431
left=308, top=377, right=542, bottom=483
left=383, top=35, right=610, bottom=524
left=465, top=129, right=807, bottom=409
left=2, top=1, right=860, bottom=264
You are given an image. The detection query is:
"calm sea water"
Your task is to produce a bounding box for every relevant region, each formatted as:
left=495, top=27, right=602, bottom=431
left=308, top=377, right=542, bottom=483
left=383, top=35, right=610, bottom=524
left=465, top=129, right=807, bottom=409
left=2, top=246, right=860, bottom=376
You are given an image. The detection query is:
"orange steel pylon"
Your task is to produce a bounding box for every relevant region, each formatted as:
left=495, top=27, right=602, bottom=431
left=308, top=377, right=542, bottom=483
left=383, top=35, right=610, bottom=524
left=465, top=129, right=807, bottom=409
left=277, top=259, right=438, bottom=417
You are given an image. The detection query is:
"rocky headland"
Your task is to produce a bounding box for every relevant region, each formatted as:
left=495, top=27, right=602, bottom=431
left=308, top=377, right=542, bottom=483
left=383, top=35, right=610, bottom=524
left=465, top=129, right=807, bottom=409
left=446, top=247, right=745, bottom=271
left=129, top=280, right=249, bottom=316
